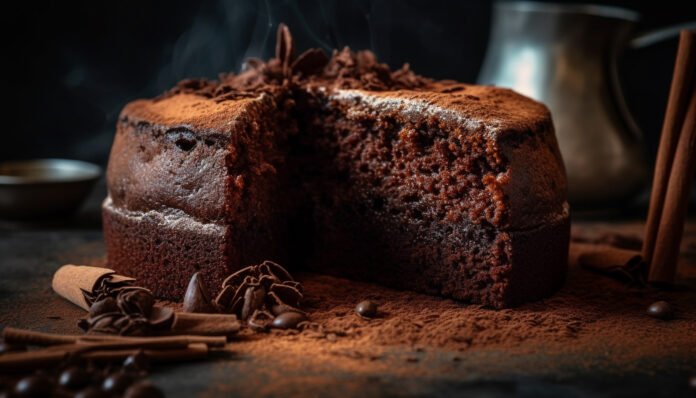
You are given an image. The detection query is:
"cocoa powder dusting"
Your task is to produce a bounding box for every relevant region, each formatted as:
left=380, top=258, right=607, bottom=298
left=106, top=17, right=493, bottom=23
left=207, top=224, right=694, bottom=387
left=120, top=223, right=696, bottom=383
left=2, top=223, right=695, bottom=395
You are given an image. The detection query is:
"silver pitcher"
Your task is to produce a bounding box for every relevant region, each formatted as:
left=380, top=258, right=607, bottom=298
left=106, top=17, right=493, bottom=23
left=478, top=2, right=694, bottom=208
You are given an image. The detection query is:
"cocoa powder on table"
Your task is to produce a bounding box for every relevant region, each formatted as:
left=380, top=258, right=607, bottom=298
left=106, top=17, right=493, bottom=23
left=111, top=228, right=696, bottom=374
left=220, top=224, right=696, bottom=381
left=3, top=223, right=696, bottom=385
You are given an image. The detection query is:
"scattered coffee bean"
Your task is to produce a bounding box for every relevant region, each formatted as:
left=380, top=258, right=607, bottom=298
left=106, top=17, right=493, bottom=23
left=75, top=386, right=107, bottom=398
left=14, top=375, right=53, bottom=397
left=59, top=367, right=91, bottom=390
left=355, top=300, right=379, bottom=318
left=271, top=311, right=307, bottom=329
left=0, top=342, right=26, bottom=355
left=647, top=301, right=674, bottom=320
left=123, top=350, right=150, bottom=373
left=124, top=382, right=165, bottom=398
left=102, top=372, right=135, bottom=394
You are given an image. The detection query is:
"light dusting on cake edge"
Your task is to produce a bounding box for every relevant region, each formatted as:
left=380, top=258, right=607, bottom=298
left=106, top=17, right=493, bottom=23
left=330, top=89, right=500, bottom=138
left=102, top=197, right=225, bottom=235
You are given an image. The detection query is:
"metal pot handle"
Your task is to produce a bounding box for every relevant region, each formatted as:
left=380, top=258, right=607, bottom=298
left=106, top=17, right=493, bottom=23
left=609, top=21, right=696, bottom=142
left=630, top=21, right=696, bottom=48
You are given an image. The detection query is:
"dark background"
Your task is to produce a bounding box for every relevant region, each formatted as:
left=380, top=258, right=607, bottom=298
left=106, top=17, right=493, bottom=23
left=3, top=0, right=695, bottom=166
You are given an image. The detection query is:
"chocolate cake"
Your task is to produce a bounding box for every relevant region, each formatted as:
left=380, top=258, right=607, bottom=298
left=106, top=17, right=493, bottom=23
left=103, top=26, right=569, bottom=308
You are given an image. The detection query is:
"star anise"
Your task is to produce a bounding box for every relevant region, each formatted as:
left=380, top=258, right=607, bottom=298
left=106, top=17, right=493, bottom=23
left=213, top=261, right=305, bottom=327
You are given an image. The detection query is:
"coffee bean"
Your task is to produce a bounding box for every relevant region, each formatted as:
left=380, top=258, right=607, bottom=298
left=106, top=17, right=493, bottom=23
left=123, top=350, right=150, bottom=373
left=102, top=372, right=134, bottom=394
left=647, top=301, right=674, bottom=320
left=124, top=382, right=165, bottom=398
left=14, top=375, right=53, bottom=397
left=59, top=367, right=91, bottom=390
left=271, top=311, right=307, bottom=329
left=0, top=342, right=26, bottom=355
left=74, top=386, right=107, bottom=398
left=355, top=300, right=379, bottom=318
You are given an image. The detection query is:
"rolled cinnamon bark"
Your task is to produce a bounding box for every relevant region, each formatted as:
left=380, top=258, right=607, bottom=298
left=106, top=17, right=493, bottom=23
left=52, top=264, right=135, bottom=310
left=578, top=246, right=642, bottom=270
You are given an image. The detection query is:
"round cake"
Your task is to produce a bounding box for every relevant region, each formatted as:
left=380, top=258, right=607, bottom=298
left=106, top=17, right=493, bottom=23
left=103, top=26, right=569, bottom=308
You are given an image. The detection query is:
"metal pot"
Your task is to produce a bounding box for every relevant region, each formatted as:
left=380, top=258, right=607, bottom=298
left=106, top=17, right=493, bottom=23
left=478, top=1, right=694, bottom=208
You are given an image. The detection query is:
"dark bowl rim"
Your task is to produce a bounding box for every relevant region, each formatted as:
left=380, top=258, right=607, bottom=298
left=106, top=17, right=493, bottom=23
left=0, top=158, right=102, bottom=185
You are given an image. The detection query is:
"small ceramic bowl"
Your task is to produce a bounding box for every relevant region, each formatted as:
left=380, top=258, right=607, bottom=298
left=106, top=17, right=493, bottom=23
left=0, top=159, right=102, bottom=219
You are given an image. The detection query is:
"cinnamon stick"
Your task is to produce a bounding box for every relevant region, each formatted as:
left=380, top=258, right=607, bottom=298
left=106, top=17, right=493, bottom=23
left=643, top=30, right=696, bottom=269
left=85, top=342, right=209, bottom=363
left=2, top=327, right=226, bottom=348
left=170, top=312, right=240, bottom=336
left=0, top=343, right=210, bottom=373
left=574, top=243, right=646, bottom=285
left=41, top=340, right=190, bottom=357
left=649, top=80, right=696, bottom=283
left=578, top=246, right=642, bottom=270
left=52, top=264, right=135, bottom=311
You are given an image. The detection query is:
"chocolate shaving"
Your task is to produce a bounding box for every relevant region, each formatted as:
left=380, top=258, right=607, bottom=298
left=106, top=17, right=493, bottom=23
left=275, top=23, right=294, bottom=77
left=438, top=85, right=466, bottom=94
left=241, top=57, right=264, bottom=72
left=292, top=48, right=329, bottom=76
left=183, top=272, right=217, bottom=314
left=156, top=25, right=430, bottom=104
left=117, top=287, right=154, bottom=318
left=79, top=286, right=174, bottom=336
left=89, top=297, right=118, bottom=318
left=81, top=274, right=141, bottom=309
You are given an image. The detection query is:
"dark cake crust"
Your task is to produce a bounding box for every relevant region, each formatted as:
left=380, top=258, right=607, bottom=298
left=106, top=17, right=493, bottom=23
left=103, top=27, right=570, bottom=307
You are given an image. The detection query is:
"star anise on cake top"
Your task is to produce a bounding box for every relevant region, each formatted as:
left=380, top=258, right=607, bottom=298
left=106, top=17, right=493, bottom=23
left=213, top=261, right=305, bottom=328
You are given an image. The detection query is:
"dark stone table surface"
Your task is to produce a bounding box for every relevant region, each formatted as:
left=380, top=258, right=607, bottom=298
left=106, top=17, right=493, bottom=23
left=1, top=185, right=695, bottom=397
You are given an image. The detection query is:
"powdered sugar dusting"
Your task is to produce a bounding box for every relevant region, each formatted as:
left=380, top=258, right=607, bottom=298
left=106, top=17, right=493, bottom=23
left=331, top=89, right=497, bottom=136
left=103, top=197, right=225, bottom=235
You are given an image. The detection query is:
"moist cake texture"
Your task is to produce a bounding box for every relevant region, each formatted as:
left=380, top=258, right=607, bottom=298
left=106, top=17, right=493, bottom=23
left=103, top=26, right=569, bottom=308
